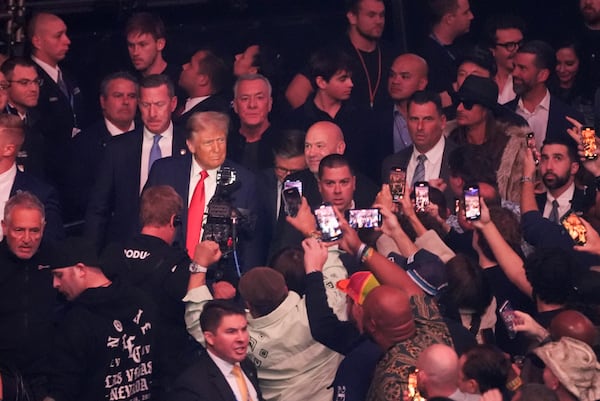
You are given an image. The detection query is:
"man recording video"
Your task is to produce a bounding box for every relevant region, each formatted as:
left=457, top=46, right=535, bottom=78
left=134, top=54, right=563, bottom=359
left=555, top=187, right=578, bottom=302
left=145, top=111, right=264, bottom=279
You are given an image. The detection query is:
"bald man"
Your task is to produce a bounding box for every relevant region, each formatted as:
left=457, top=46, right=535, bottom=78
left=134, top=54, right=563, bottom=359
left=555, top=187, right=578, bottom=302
left=29, top=12, right=86, bottom=218
left=268, top=121, right=378, bottom=257
left=387, top=54, right=429, bottom=153
left=417, top=344, right=481, bottom=401
left=549, top=310, right=597, bottom=347
left=363, top=285, right=454, bottom=401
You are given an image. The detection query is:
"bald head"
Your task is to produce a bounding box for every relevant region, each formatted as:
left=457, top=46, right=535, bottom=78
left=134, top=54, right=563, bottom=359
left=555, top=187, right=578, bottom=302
left=363, top=285, right=415, bottom=350
left=549, top=310, right=597, bottom=347
left=418, top=344, right=460, bottom=397
left=29, top=13, right=71, bottom=66
left=304, top=121, right=346, bottom=174
left=388, top=54, right=429, bottom=104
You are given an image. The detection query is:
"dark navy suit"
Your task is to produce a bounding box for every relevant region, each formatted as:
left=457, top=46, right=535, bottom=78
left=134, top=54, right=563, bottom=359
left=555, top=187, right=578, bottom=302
left=505, top=94, right=584, bottom=142
left=145, top=155, right=265, bottom=272
left=84, top=125, right=187, bottom=249
left=174, top=93, right=231, bottom=127
left=31, top=63, right=87, bottom=205
left=169, top=350, right=263, bottom=401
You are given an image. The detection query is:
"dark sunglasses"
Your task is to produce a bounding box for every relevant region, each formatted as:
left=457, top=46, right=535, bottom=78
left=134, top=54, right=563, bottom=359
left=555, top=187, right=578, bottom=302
left=456, top=98, right=476, bottom=110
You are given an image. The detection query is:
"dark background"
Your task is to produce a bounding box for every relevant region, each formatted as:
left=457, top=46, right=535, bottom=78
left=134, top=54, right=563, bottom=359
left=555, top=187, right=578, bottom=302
left=0, top=0, right=585, bottom=119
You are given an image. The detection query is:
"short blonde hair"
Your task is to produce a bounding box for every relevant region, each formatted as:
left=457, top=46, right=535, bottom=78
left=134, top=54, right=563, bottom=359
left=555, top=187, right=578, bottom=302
left=186, top=111, right=230, bottom=140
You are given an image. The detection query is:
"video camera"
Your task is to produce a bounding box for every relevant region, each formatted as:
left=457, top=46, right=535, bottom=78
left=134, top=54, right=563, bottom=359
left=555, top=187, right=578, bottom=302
left=201, top=166, right=254, bottom=256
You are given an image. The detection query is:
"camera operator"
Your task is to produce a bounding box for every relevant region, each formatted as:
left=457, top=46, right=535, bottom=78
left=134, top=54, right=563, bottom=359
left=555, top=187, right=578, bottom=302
left=103, top=185, right=235, bottom=397
left=145, top=111, right=264, bottom=281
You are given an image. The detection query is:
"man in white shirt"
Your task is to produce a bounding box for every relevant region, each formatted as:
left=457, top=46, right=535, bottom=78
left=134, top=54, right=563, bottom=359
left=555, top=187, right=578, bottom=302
left=84, top=74, right=187, bottom=249
left=67, top=71, right=139, bottom=225
left=381, top=90, right=457, bottom=202
left=171, top=297, right=264, bottom=401
left=505, top=40, right=584, bottom=149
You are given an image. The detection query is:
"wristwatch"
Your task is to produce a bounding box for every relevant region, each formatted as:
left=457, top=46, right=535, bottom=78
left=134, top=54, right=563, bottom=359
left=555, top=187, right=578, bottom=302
left=189, top=261, right=208, bottom=273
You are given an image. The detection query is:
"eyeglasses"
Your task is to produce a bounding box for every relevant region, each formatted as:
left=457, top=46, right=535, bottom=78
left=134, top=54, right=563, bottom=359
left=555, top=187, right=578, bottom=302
left=275, top=166, right=302, bottom=176
left=0, top=81, right=9, bottom=91
left=8, top=78, right=44, bottom=87
left=495, top=40, right=523, bottom=52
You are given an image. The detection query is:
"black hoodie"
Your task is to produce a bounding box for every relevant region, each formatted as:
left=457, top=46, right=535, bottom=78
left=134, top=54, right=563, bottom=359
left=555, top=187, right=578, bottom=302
left=47, top=279, right=156, bottom=401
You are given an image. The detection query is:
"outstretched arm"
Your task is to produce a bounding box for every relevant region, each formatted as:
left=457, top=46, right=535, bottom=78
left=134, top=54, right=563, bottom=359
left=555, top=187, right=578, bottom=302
left=473, top=198, right=533, bottom=297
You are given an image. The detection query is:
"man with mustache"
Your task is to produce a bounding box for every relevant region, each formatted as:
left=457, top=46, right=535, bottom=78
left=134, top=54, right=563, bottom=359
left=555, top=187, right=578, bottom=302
left=85, top=74, right=187, bottom=249
left=536, top=138, right=594, bottom=223
left=505, top=41, right=584, bottom=150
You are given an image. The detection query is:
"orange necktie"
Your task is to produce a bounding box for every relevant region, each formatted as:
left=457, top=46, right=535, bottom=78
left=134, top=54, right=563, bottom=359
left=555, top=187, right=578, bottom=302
left=186, top=170, right=209, bottom=258
left=232, top=364, right=250, bottom=401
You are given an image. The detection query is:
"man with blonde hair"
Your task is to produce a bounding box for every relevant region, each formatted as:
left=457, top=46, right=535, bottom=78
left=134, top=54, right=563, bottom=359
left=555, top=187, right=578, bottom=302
left=146, top=111, right=264, bottom=276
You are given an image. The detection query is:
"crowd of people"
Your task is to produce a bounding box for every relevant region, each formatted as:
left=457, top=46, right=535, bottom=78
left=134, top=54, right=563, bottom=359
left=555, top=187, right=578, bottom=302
left=1, top=0, right=600, bottom=400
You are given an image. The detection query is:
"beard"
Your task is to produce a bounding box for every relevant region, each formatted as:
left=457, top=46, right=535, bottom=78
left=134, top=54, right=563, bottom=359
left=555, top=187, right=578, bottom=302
left=357, top=25, right=383, bottom=42
left=513, top=78, right=533, bottom=96
left=582, top=6, right=600, bottom=25
left=542, top=171, right=571, bottom=190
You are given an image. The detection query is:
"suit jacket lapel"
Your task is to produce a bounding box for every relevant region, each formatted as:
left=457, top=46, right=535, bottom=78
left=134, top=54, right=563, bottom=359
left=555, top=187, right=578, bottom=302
left=204, top=353, right=238, bottom=401
left=181, top=155, right=194, bottom=237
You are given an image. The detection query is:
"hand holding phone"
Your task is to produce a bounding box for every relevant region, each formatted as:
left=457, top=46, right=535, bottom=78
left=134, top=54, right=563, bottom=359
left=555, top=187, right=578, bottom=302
left=561, top=212, right=587, bottom=245
left=464, top=185, right=481, bottom=221
left=414, top=182, right=429, bottom=213
left=526, top=132, right=539, bottom=166
left=581, top=126, right=598, bottom=160
left=347, top=208, right=383, bottom=229
left=499, top=300, right=517, bottom=339
left=314, top=203, right=343, bottom=242
left=389, top=167, right=406, bottom=203
left=282, top=187, right=301, bottom=217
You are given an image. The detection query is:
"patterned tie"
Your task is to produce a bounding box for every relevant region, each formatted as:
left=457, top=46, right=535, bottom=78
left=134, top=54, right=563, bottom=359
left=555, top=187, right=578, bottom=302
left=57, top=69, right=70, bottom=100
left=186, top=170, right=209, bottom=258
left=412, top=154, right=427, bottom=186
left=232, top=364, right=250, bottom=401
left=148, top=135, right=162, bottom=171
left=548, top=199, right=559, bottom=223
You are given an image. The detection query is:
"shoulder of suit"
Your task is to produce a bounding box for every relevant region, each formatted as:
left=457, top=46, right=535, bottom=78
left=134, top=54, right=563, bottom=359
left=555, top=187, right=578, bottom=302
left=13, top=170, right=52, bottom=195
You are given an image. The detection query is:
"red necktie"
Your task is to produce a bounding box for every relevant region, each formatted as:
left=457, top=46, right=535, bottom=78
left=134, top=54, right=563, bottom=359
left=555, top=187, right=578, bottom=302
left=186, top=170, right=209, bottom=258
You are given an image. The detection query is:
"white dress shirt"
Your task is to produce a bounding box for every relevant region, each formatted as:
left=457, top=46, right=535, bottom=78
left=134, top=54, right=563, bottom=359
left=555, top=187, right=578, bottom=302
left=140, top=122, right=174, bottom=192
left=0, top=163, right=17, bottom=240
left=206, top=349, right=258, bottom=401
left=516, top=89, right=551, bottom=149
left=543, top=182, right=575, bottom=221
left=104, top=118, right=134, bottom=136
left=406, top=136, right=446, bottom=185
left=182, top=96, right=210, bottom=114
left=498, top=74, right=517, bottom=105
left=31, top=55, right=59, bottom=83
